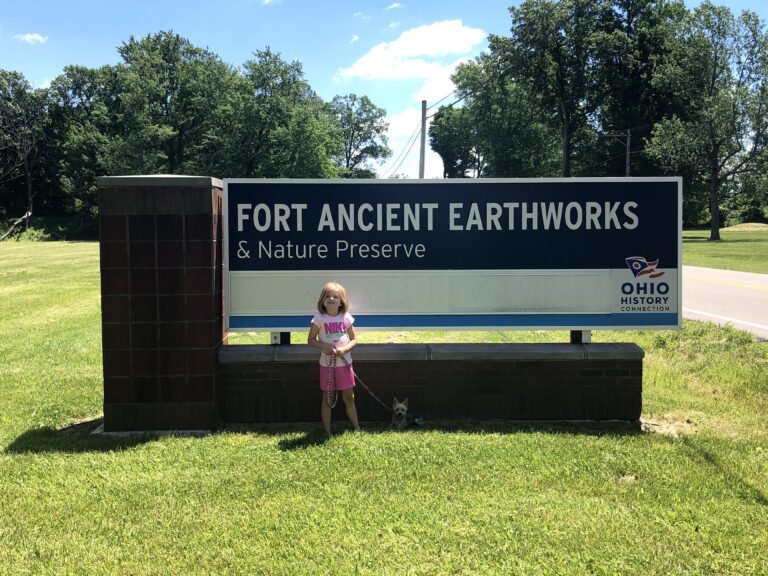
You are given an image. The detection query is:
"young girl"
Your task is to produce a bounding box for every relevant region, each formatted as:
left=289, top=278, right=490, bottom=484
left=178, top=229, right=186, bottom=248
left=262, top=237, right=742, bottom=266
left=307, top=282, right=360, bottom=437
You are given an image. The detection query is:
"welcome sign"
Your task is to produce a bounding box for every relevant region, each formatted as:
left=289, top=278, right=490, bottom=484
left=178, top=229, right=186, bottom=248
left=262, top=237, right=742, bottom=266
left=223, top=178, right=681, bottom=331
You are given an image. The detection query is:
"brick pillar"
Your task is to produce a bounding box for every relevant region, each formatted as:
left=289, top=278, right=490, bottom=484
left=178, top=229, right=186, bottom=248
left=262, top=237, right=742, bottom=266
left=97, top=175, right=224, bottom=431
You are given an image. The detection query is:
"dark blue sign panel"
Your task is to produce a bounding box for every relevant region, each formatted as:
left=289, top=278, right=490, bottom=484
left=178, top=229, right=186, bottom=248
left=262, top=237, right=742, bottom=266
left=227, top=179, right=679, bottom=271
left=224, top=178, right=681, bottom=332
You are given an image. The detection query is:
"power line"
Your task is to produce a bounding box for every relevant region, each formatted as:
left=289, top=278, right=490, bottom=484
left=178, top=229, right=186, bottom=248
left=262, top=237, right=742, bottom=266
left=382, top=118, right=421, bottom=175
left=425, top=58, right=516, bottom=120
left=382, top=118, right=423, bottom=178
left=385, top=127, right=422, bottom=179
left=426, top=94, right=468, bottom=120
left=425, top=89, right=458, bottom=112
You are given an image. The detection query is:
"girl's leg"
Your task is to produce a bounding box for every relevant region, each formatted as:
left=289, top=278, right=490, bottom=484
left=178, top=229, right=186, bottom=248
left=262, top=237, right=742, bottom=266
left=321, top=394, right=332, bottom=437
left=341, top=389, right=360, bottom=431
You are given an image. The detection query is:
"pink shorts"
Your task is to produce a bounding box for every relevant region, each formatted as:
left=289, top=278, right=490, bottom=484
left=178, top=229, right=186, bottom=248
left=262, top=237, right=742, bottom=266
left=319, top=364, right=355, bottom=392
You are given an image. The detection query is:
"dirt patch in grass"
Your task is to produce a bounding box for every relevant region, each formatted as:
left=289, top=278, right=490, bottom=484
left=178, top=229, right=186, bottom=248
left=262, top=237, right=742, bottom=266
left=641, top=414, right=697, bottom=438
left=616, top=474, right=638, bottom=485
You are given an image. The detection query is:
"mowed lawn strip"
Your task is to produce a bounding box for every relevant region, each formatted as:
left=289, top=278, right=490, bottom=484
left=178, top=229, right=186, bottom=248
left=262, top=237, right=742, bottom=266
left=683, top=227, right=768, bottom=273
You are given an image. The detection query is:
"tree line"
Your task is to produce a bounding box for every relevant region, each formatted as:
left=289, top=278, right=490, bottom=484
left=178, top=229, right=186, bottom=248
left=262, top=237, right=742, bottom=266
left=429, top=0, right=768, bottom=238
left=0, top=32, right=391, bottom=239
left=3, top=2, right=768, bottom=241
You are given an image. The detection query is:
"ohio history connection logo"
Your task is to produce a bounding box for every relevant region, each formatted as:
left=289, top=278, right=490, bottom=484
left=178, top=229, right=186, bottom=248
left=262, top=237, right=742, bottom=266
left=620, top=256, right=670, bottom=312
left=625, top=256, right=664, bottom=279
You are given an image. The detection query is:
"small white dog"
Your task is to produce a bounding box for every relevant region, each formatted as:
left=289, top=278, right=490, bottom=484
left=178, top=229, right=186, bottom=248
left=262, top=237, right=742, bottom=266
left=391, top=397, right=423, bottom=430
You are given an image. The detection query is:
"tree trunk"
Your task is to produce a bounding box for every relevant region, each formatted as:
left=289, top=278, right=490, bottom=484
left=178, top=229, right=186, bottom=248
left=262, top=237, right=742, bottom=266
left=562, top=117, right=571, bottom=177
left=708, top=171, right=721, bottom=241
left=176, top=127, right=185, bottom=173
left=24, top=154, right=32, bottom=231
left=0, top=211, right=32, bottom=241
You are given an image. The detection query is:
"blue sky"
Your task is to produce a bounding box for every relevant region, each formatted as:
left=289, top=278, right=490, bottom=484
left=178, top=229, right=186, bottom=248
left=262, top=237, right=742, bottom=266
left=2, top=0, right=767, bottom=178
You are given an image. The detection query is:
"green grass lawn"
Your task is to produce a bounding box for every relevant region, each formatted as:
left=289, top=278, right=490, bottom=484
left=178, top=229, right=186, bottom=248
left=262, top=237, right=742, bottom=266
left=683, top=227, right=768, bottom=273
left=1, top=241, right=767, bottom=575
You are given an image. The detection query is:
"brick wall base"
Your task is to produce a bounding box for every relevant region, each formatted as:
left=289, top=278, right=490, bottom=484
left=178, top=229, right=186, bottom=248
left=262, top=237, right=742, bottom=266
left=218, top=343, right=643, bottom=424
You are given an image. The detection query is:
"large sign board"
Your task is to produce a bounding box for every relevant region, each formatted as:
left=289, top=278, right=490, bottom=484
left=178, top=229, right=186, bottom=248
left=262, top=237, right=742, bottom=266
left=224, top=178, right=682, bottom=332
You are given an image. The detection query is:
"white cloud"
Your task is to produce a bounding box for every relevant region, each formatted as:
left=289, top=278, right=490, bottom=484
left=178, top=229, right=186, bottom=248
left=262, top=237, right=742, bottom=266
left=353, top=11, right=371, bottom=21
left=386, top=3, right=402, bottom=10
left=35, top=78, right=52, bottom=90
left=387, top=107, right=423, bottom=139
left=338, top=20, right=484, bottom=81
left=410, top=57, right=471, bottom=103
left=14, top=33, right=48, bottom=44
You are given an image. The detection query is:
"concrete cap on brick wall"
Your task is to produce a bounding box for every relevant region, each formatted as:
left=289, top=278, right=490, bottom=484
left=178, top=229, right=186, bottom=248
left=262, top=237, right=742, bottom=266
left=582, top=343, right=645, bottom=360
left=218, top=342, right=644, bottom=363
left=428, top=343, right=583, bottom=361
left=219, top=345, right=276, bottom=363
left=218, top=344, right=432, bottom=363
left=428, top=343, right=643, bottom=360
left=97, top=175, right=224, bottom=189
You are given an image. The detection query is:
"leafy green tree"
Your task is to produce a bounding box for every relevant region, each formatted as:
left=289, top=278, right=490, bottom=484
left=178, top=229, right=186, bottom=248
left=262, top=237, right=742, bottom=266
left=278, top=97, right=342, bottom=178
left=590, top=0, right=688, bottom=176
left=330, top=94, right=390, bottom=178
left=0, top=69, right=48, bottom=228
left=112, top=31, right=238, bottom=175
left=449, top=50, right=560, bottom=177
left=230, top=48, right=341, bottom=178
left=722, top=173, right=768, bottom=224
left=504, top=0, right=608, bottom=176
left=429, top=105, right=478, bottom=177
left=236, top=48, right=305, bottom=176
left=645, top=2, right=768, bottom=239
left=45, top=65, right=118, bottom=234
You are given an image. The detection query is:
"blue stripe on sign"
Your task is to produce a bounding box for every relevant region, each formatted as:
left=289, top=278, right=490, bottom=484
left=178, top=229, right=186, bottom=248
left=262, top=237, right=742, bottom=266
left=229, top=313, right=679, bottom=329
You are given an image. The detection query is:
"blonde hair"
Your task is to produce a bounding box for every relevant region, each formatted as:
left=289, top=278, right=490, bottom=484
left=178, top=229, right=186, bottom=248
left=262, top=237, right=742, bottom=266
left=316, top=282, right=349, bottom=314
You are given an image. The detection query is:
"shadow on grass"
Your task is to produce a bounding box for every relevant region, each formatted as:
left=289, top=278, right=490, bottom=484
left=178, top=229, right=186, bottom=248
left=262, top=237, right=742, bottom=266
left=680, top=437, right=768, bottom=507
left=4, top=418, right=157, bottom=454
left=683, top=235, right=763, bottom=243
left=248, top=419, right=644, bottom=452
left=6, top=418, right=644, bottom=454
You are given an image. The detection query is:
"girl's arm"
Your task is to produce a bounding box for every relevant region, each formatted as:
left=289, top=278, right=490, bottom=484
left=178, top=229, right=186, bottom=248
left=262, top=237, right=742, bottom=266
left=308, top=323, right=334, bottom=355
left=336, top=325, right=357, bottom=356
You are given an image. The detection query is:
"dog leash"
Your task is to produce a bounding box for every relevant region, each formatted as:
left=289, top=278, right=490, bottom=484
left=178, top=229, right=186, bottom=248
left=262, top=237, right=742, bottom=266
left=325, top=352, right=339, bottom=408
left=348, top=358, right=392, bottom=412
left=328, top=349, right=392, bottom=412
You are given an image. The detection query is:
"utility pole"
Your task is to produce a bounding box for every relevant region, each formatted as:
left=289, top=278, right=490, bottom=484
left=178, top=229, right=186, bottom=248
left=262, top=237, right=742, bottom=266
left=599, top=128, right=631, bottom=176
left=419, top=99, right=426, bottom=179
left=625, top=128, right=631, bottom=177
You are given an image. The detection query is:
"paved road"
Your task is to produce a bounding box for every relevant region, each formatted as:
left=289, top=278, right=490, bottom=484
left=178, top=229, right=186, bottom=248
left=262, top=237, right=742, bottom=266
left=683, top=266, right=768, bottom=340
